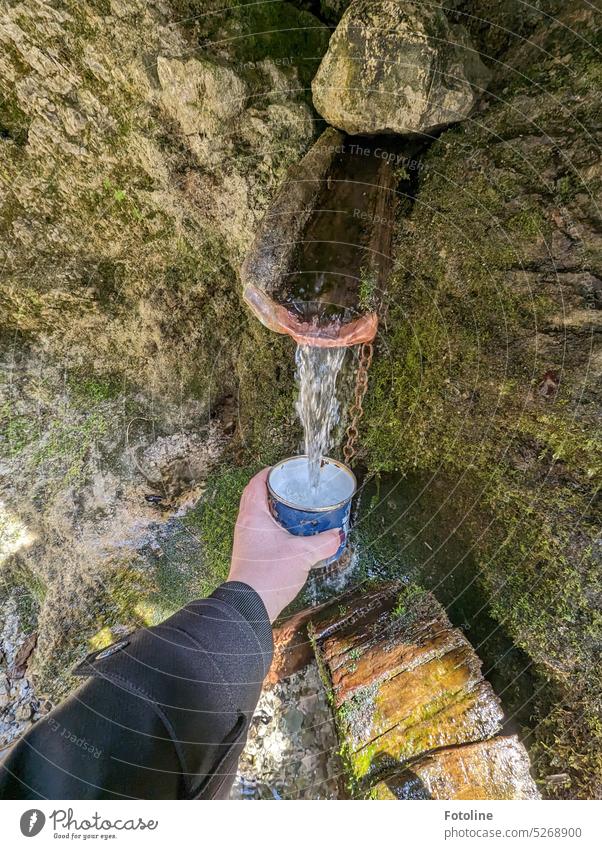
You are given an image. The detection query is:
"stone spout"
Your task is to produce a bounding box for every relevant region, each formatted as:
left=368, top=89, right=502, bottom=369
left=241, top=126, right=405, bottom=348
left=243, top=283, right=378, bottom=347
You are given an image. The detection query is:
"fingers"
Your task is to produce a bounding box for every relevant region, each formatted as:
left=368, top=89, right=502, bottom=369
left=239, top=467, right=270, bottom=511
left=297, top=527, right=341, bottom=565
left=244, top=467, right=270, bottom=491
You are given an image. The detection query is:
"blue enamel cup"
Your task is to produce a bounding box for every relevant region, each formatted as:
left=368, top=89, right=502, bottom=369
left=267, top=456, right=357, bottom=565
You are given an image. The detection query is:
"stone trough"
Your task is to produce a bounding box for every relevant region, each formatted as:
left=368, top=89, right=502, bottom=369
left=241, top=127, right=415, bottom=348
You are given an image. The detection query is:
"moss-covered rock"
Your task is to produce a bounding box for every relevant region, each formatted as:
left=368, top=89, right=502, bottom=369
left=361, top=1, right=601, bottom=798
left=173, top=0, right=330, bottom=90
left=0, top=0, right=316, bottom=400
left=308, top=582, right=533, bottom=792
left=371, top=736, right=540, bottom=800
left=312, top=0, right=491, bottom=135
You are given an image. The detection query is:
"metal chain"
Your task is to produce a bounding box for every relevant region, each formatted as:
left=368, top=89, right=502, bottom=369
left=343, top=341, right=374, bottom=466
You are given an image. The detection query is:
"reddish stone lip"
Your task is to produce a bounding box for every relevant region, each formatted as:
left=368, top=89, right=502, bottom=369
left=243, top=283, right=378, bottom=348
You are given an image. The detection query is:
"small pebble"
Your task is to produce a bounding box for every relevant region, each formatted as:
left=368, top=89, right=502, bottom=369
left=15, top=703, right=32, bottom=722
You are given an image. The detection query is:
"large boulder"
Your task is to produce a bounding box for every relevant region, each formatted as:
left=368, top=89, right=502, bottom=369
left=312, top=0, right=490, bottom=135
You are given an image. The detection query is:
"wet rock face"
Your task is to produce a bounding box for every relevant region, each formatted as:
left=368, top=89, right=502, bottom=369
left=0, top=598, right=50, bottom=749
left=372, top=736, right=540, bottom=800
left=0, top=350, right=227, bottom=697
left=309, top=583, right=538, bottom=796
left=136, top=432, right=225, bottom=498
left=0, top=0, right=315, bottom=393
left=231, top=663, right=343, bottom=800
left=0, top=0, right=319, bottom=701
left=312, top=0, right=491, bottom=135
left=444, top=1, right=565, bottom=64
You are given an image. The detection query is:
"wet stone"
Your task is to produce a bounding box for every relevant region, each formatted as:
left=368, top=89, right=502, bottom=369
left=309, top=582, right=505, bottom=785
left=1, top=597, right=43, bottom=746
left=301, top=730, right=316, bottom=748
left=231, top=662, right=344, bottom=800
left=14, top=702, right=33, bottom=722
left=283, top=707, right=305, bottom=735
left=371, top=737, right=541, bottom=800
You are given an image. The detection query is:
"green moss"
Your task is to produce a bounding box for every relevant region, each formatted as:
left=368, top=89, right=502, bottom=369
left=236, top=325, right=299, bottom=463
left=479, top=492, right=600, bottom=679
left=307, top=619, right=337, bottom=709
left=516, top=412, right=602, bottom=480
left=100, top=561, right=158, bottom=626
left=32, top=409, right=110, bottom=485
left=182, top=465, right=260, bottom=597
left=391, top=584, right=426, bottom=620
left=506, top=208, right=547, bottom=239
left=0, top=402, right=38, bottom=457
left=358, top=267, right=378, bottom=312
left=532, top=693, right=602, bottom=799
left=3, top=365, right=129, bottom=489
left=349, top=741, right=378, bottom=782
left=174, top=0, right=330, bottom=90
left=31, top=556, right=159, bottom=697
left=0, top=92, right=29, bottom=144
left=0, top=560, right=46, bottom=633
left=137, top=497, right=241, bottom=623
left=357, top=17, right=602, bottom=796
left=88, top=626, right=113, bottom=652
left=67, top=372, right=123, bottom=404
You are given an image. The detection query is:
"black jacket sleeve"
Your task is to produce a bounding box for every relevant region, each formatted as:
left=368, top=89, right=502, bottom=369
left=0, top=582, right=273, bottom=800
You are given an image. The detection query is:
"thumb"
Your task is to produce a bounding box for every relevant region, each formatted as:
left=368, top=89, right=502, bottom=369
left=299, top=528, right=342, bottom=565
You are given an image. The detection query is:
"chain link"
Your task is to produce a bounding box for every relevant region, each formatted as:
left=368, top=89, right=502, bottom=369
left=343, top=341, right=374, bottom=466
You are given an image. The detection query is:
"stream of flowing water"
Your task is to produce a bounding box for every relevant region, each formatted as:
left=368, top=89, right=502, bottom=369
left=295, top=344, right=346, bottom=492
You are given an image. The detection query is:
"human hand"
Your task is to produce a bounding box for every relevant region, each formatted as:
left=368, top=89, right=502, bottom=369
left=227, top=468, right=341, bottom=622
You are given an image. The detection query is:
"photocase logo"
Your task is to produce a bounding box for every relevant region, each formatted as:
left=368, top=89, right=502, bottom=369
left=20, top=809, right=46, bottom=837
